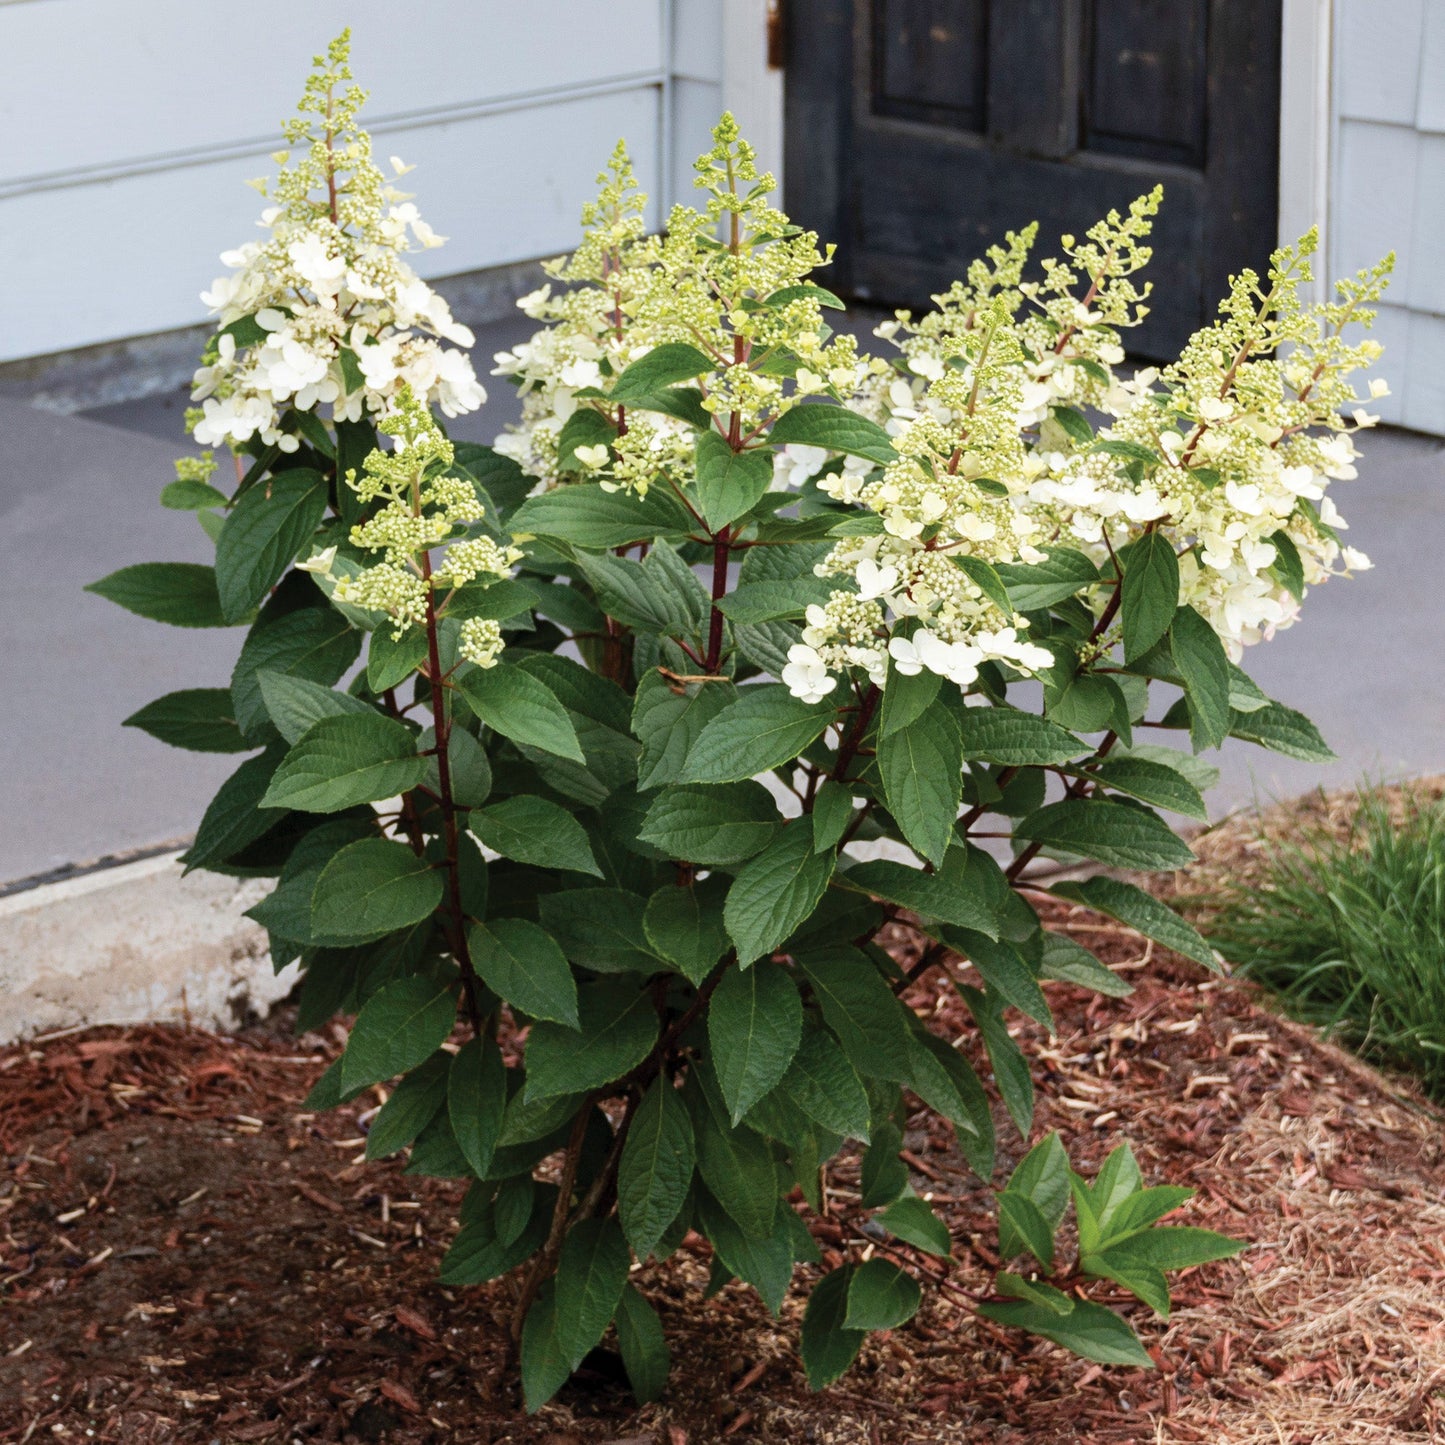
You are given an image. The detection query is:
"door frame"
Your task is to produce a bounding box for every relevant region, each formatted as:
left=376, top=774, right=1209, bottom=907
left=1279, top=0, right=1333, bottom=303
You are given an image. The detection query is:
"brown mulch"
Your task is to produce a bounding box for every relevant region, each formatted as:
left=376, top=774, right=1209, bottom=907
left=3, top=901, right=1445, bottom=1444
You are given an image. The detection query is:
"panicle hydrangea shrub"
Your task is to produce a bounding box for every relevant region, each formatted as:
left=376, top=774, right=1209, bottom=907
left=92, top=33, right=1394, bottom=1411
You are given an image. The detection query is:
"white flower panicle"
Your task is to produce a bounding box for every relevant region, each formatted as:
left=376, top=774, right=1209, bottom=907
left=191, top=31, right=484, bottom=455
left=326, top=386, right=522, bottom=649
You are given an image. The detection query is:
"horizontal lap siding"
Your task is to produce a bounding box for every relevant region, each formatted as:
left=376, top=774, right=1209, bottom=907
left=0, top=0, right=671, bottom=362
left=1332, top=0, right=1445, bottom=431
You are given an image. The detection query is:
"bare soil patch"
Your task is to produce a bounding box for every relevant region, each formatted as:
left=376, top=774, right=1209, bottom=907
left=3, top=901, right=1444, bottom=1444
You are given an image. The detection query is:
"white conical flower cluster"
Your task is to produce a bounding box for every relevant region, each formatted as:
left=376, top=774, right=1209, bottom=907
left=191, top=31, right=484, bottom=454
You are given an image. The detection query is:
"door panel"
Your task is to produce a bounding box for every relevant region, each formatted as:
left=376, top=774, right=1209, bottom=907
left=785, top=0, right=1280, bottom=358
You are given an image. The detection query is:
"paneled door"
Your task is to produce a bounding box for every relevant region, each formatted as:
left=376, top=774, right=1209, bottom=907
left=784, top=0, right=1281, bottom=357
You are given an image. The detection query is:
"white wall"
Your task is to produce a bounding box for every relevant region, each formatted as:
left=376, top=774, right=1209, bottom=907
left=0, top=0, right=692, bottom=363
left=1331, top=0, right=1445, bottom=432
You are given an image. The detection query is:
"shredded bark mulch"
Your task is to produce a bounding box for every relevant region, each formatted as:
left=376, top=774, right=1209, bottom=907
left=4, top=899, right=1444, bottom=1445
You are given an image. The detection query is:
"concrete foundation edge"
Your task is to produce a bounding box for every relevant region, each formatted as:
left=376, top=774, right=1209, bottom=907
left=0, top=852, right=295, bottom=1045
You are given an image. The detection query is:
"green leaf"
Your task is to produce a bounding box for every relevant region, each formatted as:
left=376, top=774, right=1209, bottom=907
left=782, top=1027, right=871, bottom=1141
left=977, top=1297, right=1154, bottom=1367
left=840, top=853, right=999, bottom=936
left=1169, top=605, right=1231, bottom=751
left=1120, top=532, right=1180, bottom=662
left=643, top=880, right=731, bottom=984
left=365, top=623, right=428, bottom=694
left=457, top=662, right=584, bottom=762
left=262, top=713, right=424, bottom=813
left=1267, top=528, right=1305, bottom=599
left=555, top=1216, right=631, bottom=1369
left=695, top=431, right=776, bottom=529
left=341, top=977, right=457, bottom=1093
left=1002, top=1132, right=1070, bottom=1244
left=994, top=548, right=1099, bottom=610
left=1091, top=756, right=1207, bottom=819
left=800, top=1267, right=867, bottom=1387
left=448, top=1036, right=506, bottom=1180
left=231, top=606, right=361, bottom=737
left=768, top=404, right=897, bottom=465
left=710, top=961, right=803, bottom=1123
left=844, top=1258, right=921, bottom=1331
left=797, top=947, right=912, bottom=1083
left=631, top=672, right=736, bottom=790
left=525, top=982, right=659, bottom=1101
left=123, top=688, right=249, bottom=753
left=1227, top=700, right=1335, bottom=761
left=538, top=889, right=662, bottom=974
left=552, top=407, right=616, bottom=473
left=578, top=544, right=708, bottom=636
left=904, top=1031, right=993, bottom=1170
left=364, top=1052, right=448, bottom=1159
left=945, top=929, right=1051, bottom=1027
left=1050, top=404, right=1094, bottom=445
left=609, top=341, right=715, bottom=400
left=639, top=781, right=778, bottom=864
left=763, top=281, right=845, bottom=310
left=471, top=795, right=601, bottom=876
left=452, top=441, right=533, bottom=519
left=509, top=481, right=693, bottom=547
left=426, top=723, right=492, bottom=809
left=810, top=780, right=855, bottom=853
left=1039, top=932, right=1133, bottom=997
left=87, top=562, right=228, bottom=628
left=520, top=1290, right=572, bottom=1412
left=998, top=1190, right=1054, bottom=1266
left=960, top=985, right=1034, bottom=1135
left=618, top=1077, right=695, bottom=1259
left=1092, top=438, right=1160, bottom=465
left=469, top=918, right=578, bottom=1027
left=615, top=1283, right=670, bottom=1404
left=687, top=1070, right=779, bottom=1239
left=215, top=469, right=328, bottom=622
left=878, top=700, right=962, bottom=866
left=161, top=477, right=228, bottom=510
left=310, top=838, right=443, bottom=943
left=1014, top=799, right=1194, bottom=871
left=861, top=1122, right=909, bottom=1207
left=1100, top=1224, right=1245, bottom=1272
left=725, top=820, right=836, bottom=966
left=1099, top=1185, right=1196, bottom=1241
left=623, top=386, right=711, bottom=429
left=257, top=671, right=373, bottom=744
left=695, top=1192, right=795, bottom=1315
left=182, top=747, right=287, bottom=869
left=995, top=1272, right=1074, bottom=1315
left=877, top=1194, right=952, bottom=1256
left=1051, top=877, right=1216, bottom=970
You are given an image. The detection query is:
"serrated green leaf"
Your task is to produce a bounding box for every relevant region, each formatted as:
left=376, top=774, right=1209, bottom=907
left=994, top=548, right=1099, bottom=610
left=555, top=1216, right=631, bottom=1368
left=231, top=606, right=361, bottom=737
left=782, top=1026, right=871, bottom=1141
left=643, top=879, right=732, bottom=984
left=618, top=1077, right=695, bottom=1259
left=448, top=1035, right=506, bottom=1179
left=257, top=671, right=373, bottom=745
left=839, top=852, right=998, bottom=936
left=878, top=700, right=962, bottom=866
left=520, top=1290, right=572, bottom=1412
left=1015, top=798, right=1194, bottom=871
left=1038, top=932, right=1133, bottom=997
left=364, top=1052, right=448, bottom=1160
left=877, top=1194, right=951, bottom=1256
left=800, top=1266, right=867, bottom=1387
left=341, top=976, right=457, bottom=1093
left=457, top=662, right=583, bottom=762
left=215, top=469, right=328, bottom=622
left=471, top=794, right=601, bottom=876
left=310, top=838, right=443, bottom=943
left=262, top=713, right=424, bottom=812
left=525, top=982, right=659, bottom=1101
left=1120, top=532, right=1180, bottom=662
left=87, top=562, right=228, bottom=628
left=844, top=1258, right=922, bottom=1330
left=1169, top=605, right=1231, bottom=751
left=123, top=688, right=249, bottom=753
left=977, top=1296, right=1153, bottom=1367
left=710, top=961, right=803, bottom=1123
left=610, top=341, right=715, bottom=400
left=797, top=946, right=912, bottom=1083
left=615, top=1283, right=670, bottom=1404
left=1227, top=700, right=1335, bottom=761
left=1051, top=876, right=1216, bottom=969
left=639, top=781, right=779, bottom=865
left=538, top=889, right=662, bottom=974
left=695, top=430, right=775, bottom=529
left=681, top=685, right=833, bottom=783
left=469, top=918, right=579, bottom=1027
left=768, top=404, right=897, bottom=464
left=1091, top=756, right=1207, bottom=819
left=725, top=820, right=835, bottom=966
left=509, top=481, right=693, bottom=547
left=631, top=672, right=737, bottom=790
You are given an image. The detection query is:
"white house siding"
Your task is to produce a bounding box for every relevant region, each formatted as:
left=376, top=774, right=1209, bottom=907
left=1331, top=0, right=1445, bottom=432
left=0, top=0, right=739, bottom=365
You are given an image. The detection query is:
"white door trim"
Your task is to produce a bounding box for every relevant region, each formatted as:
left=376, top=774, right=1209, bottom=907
left=721, top=0, right=785, bottom=189
left=1279, top=0, right=1334, bottom=303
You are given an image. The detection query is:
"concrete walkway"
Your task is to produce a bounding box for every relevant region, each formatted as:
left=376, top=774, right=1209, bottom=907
left=2, top=313, right=1440, bottom=886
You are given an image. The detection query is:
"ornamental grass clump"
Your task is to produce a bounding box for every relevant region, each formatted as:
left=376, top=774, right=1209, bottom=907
left=92, top=33, right=1394, bottom=1409
left=1206, top=788, right=1445, bottom=1100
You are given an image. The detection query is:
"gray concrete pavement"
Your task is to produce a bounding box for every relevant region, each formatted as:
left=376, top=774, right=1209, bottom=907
left=1, top=311, right=1439, bottom=885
